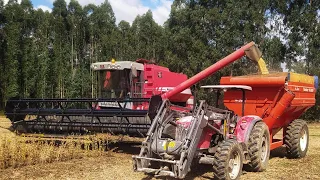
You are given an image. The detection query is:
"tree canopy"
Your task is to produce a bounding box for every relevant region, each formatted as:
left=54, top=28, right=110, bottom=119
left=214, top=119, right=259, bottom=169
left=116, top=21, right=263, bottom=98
left=0, top=0, right=319, bottom=119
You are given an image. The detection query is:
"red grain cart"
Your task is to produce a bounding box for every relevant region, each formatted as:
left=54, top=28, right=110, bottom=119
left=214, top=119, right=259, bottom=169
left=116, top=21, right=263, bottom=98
left=221, top=72, right=316, bottom=152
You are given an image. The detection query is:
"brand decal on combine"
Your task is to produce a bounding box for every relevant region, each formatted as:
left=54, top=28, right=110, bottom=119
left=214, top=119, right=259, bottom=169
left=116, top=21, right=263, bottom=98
left=98, top=102, right=133, bottom=109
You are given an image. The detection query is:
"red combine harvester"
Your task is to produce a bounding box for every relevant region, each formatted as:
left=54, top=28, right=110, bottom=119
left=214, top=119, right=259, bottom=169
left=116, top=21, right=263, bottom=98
left=5, top=59, right=193, bottom=135
left=133, top=42, right=318, bottom=179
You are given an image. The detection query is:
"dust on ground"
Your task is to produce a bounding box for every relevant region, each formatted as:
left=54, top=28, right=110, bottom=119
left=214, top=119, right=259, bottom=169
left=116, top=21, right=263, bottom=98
left=0, top=117, right=319, bottom=180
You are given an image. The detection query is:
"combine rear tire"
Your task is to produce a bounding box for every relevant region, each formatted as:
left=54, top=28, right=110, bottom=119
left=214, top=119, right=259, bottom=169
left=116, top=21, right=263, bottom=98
left=284, top=119, right=309, bottom=158
left=213, top=139, right=243, bottom=180
left=246, top=121, right=270, bottom=172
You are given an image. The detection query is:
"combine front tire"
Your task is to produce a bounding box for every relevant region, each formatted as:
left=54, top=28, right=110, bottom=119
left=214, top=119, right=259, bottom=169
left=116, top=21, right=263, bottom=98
left=246, top=121, right=270, bottom=172
left=284, top=119, right=309, bottom=158
left=213, top=139, right=243, bottom=180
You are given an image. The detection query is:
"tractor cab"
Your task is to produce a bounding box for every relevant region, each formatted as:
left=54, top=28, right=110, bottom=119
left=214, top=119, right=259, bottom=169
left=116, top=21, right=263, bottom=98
left=173, top=85, right=253, bottom=143
left=201, top=85, right=252, bottom=116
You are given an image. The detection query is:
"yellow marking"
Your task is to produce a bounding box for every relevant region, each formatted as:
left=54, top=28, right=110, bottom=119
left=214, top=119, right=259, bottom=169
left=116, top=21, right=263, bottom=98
left=168, top=141, right=175, bottom=148
left=289, top=72, right=314, bottom=85
left=163, top=141, right=175, bottom=150
left=223, top=120, right=227, bottom=137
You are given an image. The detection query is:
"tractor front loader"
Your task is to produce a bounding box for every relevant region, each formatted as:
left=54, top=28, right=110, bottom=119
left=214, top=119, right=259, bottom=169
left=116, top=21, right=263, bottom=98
left=133, top=42, right=318, bottom=179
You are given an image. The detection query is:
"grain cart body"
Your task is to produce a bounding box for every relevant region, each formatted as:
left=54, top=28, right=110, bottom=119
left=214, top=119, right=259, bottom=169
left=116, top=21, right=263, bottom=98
left=5, top=59, right=192, bottom=135
left=221, top=72, right=317, bottom=150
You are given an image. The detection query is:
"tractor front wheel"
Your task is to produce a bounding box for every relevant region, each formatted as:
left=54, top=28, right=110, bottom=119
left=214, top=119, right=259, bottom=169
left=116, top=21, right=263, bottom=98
left=284, top=119, right=309, bottom=158
left=246, top=121, right=270, bottom=172
left=213, top=139, right=243, bottom=180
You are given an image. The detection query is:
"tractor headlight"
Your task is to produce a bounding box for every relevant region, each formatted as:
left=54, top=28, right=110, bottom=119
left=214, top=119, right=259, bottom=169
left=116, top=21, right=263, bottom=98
left=229, top=123, right=236, bottom=134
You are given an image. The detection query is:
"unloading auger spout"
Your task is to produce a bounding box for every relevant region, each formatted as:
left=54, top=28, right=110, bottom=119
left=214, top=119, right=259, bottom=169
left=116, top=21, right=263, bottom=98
left=148, top=42, right=263, bottom=119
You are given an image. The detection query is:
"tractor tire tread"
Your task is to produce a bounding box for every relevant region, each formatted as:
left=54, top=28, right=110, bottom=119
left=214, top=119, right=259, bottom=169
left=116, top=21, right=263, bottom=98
left=246, top=121, right=270, bottom=172
left=284, top=119, right=308, bottom=159
left=213, top=139, right=243, bottom=180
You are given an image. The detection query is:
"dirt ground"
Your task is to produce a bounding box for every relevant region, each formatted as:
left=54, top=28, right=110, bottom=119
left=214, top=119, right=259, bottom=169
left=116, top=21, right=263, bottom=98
left=0, top=117, right=320, bottom=180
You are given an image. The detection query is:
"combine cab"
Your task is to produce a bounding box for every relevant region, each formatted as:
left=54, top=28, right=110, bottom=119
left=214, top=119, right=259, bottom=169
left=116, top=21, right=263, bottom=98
left=5, top=59, right=193, bottom=135
left=91, top=59, right=193, bottom=108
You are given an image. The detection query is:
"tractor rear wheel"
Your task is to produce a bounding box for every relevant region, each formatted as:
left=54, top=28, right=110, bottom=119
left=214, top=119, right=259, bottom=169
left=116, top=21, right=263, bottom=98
left=213, top=139, right=243, bottom=180
left=246, top=121, right=270, bottom=172
left=284, top=119, right=309, bottom=158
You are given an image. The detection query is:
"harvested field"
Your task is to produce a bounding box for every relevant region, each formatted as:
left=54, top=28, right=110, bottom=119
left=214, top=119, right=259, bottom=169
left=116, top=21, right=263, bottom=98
left=0, top=117, right=320, bottom=180
left=0, top=117, right=113, bottom=169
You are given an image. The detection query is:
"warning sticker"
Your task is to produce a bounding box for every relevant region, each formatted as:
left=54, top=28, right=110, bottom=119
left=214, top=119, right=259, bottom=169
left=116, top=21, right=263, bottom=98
left=163, top=141, right=176, bottom=150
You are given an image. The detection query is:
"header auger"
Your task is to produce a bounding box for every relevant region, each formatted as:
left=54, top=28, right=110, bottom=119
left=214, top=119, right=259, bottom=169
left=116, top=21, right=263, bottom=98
left=133, top=42, right=318, bottom=179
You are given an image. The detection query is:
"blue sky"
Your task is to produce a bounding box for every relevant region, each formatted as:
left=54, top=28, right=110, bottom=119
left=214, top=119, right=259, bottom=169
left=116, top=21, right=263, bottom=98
left=30, top=0, right=163, bottom=8
left=27, top=0, right=173, bottom=25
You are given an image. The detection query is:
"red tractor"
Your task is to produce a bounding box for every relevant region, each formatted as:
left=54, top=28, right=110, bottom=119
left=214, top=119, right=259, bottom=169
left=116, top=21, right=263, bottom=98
left=133, top=42, right=318, bottom=179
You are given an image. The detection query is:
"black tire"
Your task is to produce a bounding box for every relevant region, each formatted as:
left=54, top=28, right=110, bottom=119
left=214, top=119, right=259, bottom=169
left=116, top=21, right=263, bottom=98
left=213, top=139, right=243, bottom=180
left=284, top=119, right=309, bottom=158
left=246, top=121, right=270, bottom=172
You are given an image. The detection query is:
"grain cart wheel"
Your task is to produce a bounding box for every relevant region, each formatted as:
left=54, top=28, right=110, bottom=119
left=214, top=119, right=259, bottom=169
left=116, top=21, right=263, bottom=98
left=284, top=119, right=309, bottom=158
left=246, top=121, right=270, bottom=172
left=213, top=139, right=243, bottom=180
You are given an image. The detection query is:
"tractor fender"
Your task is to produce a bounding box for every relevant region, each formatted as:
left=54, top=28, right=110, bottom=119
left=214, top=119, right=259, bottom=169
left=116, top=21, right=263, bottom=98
left=235, top=115, right=262, bottom=144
